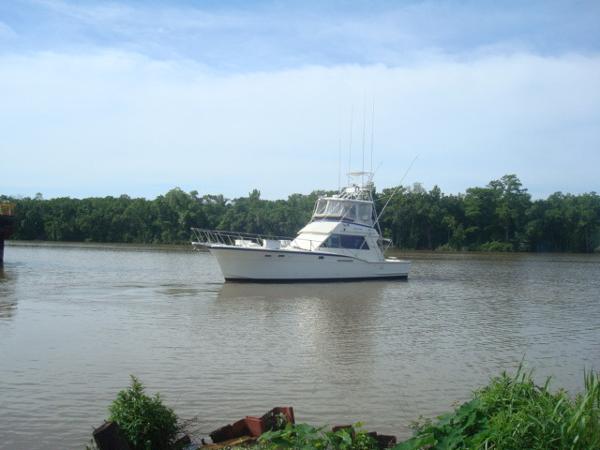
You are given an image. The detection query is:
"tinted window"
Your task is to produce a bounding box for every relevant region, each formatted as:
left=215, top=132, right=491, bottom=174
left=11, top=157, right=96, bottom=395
left=327, top=235, right=341, bottom=248
left=341, top=235, right=369, bottom=249
left=322, top=234, right=369, bottom=250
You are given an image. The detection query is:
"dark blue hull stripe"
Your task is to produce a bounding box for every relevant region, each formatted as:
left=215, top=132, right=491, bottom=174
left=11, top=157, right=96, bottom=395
left=224, top=275, right=408, bottom=283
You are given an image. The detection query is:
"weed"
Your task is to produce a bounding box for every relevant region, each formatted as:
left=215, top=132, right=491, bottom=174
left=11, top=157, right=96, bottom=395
left=394, top=367, right=600, bottom=449
left=109, top=375, right=179, bottom=450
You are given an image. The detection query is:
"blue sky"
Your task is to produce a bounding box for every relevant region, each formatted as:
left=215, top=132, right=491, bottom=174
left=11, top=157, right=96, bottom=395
left=1, top=0, right=599, bottom=199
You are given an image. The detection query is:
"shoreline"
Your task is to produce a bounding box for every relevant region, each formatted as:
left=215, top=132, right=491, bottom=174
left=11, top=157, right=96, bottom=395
left=5, top=239, right=599, bottom=256
left=4, top=239, right=193, bottom=253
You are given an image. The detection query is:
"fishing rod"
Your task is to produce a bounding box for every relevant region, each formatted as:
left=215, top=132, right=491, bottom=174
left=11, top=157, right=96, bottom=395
left=373, top=154, right=419, bottom=229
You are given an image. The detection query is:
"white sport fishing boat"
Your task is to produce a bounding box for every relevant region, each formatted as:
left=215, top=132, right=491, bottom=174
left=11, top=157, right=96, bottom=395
left=192, top=172, right=410, bottom=282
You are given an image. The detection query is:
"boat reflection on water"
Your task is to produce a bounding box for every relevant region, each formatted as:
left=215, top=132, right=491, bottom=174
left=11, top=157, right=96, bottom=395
left=216, top=280, right=400, bottom=303
left=214, top=279, right=409, bottom=398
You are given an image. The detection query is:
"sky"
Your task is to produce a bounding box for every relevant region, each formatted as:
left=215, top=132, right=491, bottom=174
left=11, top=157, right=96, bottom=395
left=1, top=0, right=599, bottom=200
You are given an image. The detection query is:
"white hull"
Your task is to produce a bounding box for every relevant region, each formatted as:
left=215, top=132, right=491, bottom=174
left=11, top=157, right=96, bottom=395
left=208, top=245, right=410, bottom=281
left=192, top=174, right=412, bottom=283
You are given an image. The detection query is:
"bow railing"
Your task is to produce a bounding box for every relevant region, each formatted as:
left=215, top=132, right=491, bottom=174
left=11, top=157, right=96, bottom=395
left=191, top=228, right=324, bottom=251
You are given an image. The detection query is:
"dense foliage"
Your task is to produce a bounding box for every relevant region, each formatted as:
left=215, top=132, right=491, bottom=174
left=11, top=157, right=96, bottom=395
left=4, top=174, right=600, bottom=252
left=395, top=368, right=600, bottom=450
left=108, top=376, right=179, bottom=450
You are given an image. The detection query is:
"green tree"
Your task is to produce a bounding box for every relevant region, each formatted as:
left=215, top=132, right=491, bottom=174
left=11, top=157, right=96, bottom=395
left=5, top=175, right=599, bottom=253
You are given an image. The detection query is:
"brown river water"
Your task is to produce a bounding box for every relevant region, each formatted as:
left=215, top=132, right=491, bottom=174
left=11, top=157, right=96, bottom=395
left=0, top=242, right=599, bottom=449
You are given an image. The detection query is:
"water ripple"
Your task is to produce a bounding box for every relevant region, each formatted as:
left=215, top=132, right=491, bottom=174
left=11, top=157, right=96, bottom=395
left=0, top=245, right=599, bottom=449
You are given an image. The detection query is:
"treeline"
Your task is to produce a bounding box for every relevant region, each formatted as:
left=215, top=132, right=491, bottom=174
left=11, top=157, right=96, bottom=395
left=3, top=175, right=600, bottom=252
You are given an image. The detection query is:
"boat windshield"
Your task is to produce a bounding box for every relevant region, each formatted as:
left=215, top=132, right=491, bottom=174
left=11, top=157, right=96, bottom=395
left=313, top=199, right=373, bottom=226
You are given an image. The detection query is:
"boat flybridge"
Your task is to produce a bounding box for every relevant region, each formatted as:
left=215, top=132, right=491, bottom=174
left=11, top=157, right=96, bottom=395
left=191, top=172, right=411, bottom=282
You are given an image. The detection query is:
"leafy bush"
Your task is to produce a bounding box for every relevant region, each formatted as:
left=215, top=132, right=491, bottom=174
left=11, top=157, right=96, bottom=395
left=109, top=376, right=179, bottom=450
left=395, top=367, right=600, bottom=450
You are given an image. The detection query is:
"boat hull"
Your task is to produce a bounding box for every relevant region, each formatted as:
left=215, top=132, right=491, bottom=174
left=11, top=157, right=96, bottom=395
left=208, top=246, right=410, bottom=282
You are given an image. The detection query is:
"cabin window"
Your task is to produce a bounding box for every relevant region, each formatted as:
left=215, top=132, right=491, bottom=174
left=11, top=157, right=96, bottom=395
left=341, top=235, right=369, bottom=249
left=357, top=204, right=373, bottom=222
left=315, top=199, right=327, bottom=215
left=321, top=234, right=369, bottom=250
left=313, top=199, right=373, bottom=226
left=323, top=235, right=341, bottom=248
left=314, top=200, right=357, bottom=221
left=345, top=204, right=357, bottom=220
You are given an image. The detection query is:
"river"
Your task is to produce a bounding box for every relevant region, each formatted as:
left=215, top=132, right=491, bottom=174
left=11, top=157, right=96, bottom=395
left=0, top=242, right=599, bottom=449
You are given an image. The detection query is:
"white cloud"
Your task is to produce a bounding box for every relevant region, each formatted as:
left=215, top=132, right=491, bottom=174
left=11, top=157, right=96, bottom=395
left=1, top=50, right=599, bottom=199
left=12, top=1, right=600, bottom=70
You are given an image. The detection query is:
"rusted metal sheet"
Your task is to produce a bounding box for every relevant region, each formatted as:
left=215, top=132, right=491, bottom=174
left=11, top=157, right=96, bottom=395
left=207, top=406, right=295, bottom=444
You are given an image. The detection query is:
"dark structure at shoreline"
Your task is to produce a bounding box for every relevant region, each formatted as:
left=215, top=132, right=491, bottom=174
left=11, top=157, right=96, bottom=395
left=0, top=202, right=15, bottom=265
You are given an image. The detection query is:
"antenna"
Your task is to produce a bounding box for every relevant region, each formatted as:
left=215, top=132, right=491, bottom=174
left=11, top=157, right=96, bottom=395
left=337, top=135, right=342, bottom=192
left=370, top=98, right=375, bottom=174
left=348, top=105, right=354, bottom=185
left=361, top=97, right=366, bottom=185
left=337, top=105, right=343, bottom=191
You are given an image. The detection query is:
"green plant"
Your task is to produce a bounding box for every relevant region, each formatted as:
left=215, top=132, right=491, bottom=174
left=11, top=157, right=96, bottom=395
left=324, top=424, right=377, bottom=450
left=109, top=375, right=179, bottom=450
left=394, top=367, right=600, bottom=450
left=256, top=422, right=379, bottom=449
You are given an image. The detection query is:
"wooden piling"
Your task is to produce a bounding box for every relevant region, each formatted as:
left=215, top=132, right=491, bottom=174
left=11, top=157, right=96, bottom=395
left=0, top=202, right=15, bottom=265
